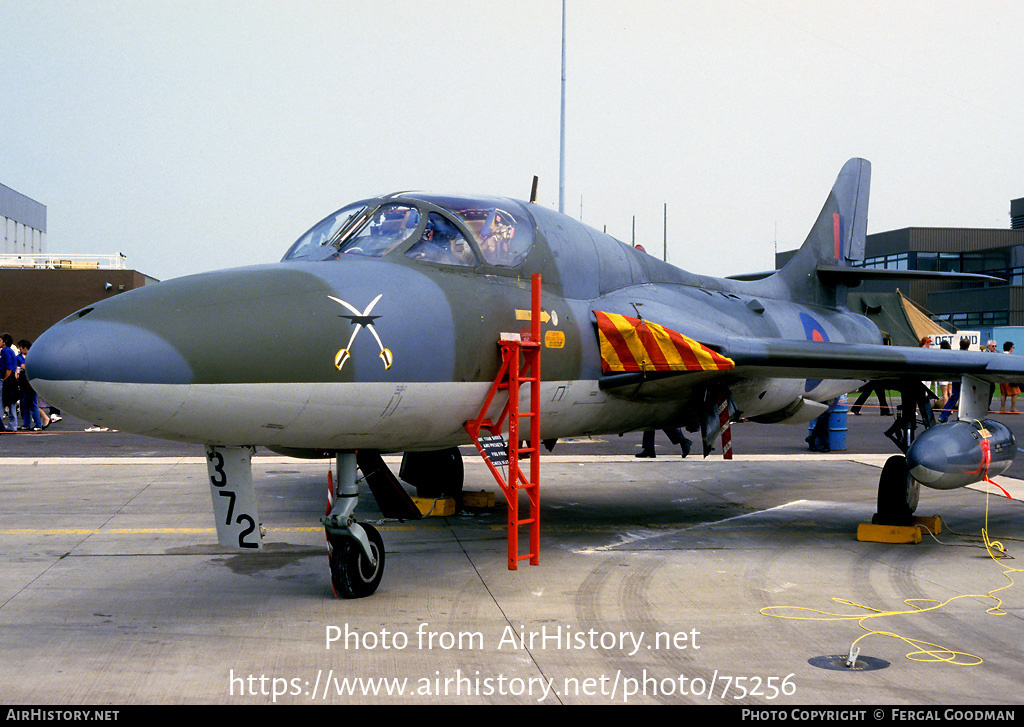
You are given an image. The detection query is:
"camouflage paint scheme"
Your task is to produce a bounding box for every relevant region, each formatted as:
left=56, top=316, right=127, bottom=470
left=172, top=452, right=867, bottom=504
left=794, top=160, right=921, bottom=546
left=28, top=159, right=1024, bottom=455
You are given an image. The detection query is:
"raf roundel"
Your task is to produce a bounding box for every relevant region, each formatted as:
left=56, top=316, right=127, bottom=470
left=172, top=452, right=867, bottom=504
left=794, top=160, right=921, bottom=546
left=799, top=312, right=829, bottom=392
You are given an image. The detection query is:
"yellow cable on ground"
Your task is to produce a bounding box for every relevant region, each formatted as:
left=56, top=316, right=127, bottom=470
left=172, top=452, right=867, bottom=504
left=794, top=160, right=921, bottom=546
left=761, top=486, right=1021, bottom=667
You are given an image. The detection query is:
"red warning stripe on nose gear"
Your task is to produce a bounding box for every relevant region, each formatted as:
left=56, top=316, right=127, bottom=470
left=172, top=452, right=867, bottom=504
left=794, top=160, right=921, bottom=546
left=717, top=393, right=732, bottom=460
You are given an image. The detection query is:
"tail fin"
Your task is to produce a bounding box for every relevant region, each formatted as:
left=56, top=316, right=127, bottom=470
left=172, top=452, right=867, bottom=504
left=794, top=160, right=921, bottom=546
left=774, top=158, right=871, bottom=307
left=762, top=158, right=1000, bottom=302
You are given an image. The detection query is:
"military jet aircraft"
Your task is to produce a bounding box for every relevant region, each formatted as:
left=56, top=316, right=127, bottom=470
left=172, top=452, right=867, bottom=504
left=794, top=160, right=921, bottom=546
left=27, top=158, right=1023, bottom=597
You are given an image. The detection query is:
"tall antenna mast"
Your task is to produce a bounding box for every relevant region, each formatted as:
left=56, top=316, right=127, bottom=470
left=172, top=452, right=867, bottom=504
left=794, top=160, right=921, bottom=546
left=559, top=0, right=566, bottom=214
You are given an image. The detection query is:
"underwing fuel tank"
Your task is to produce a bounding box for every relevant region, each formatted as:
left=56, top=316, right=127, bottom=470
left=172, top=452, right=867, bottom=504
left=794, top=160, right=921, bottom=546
left=906, top=419, right=1015, bottom=490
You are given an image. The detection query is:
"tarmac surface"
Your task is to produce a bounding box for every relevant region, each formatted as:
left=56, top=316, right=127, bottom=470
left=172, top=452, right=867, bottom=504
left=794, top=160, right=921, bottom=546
left=1, top=409, right=1023, bottom=706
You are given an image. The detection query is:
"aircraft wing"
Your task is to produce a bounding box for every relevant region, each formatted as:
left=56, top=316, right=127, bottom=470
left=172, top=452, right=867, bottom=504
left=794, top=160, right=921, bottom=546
left=721, top=339, right=1023, bottom=382
left=599, top=338, right=1024, bottom=396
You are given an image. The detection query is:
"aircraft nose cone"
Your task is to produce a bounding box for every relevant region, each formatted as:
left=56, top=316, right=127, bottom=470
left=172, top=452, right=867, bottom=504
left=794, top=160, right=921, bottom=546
left=30, top=314, right=193, bottom=385
left=24, top=318, right=86, bottom=385
left=28, top=310, right=194, bottom=413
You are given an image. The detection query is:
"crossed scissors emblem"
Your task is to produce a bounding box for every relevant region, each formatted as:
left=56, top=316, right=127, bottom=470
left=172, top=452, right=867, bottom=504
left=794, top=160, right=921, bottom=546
left=328, top=294, right=393, bottom=371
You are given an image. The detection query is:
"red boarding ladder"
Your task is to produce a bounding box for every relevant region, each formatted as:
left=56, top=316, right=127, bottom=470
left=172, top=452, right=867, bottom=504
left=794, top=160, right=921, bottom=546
left=465, top=273, right=541, bottom=570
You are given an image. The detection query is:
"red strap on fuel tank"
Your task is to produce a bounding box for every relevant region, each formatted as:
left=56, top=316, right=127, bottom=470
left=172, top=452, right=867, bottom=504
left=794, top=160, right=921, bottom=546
left=979, top=438, right=1012, bottom=498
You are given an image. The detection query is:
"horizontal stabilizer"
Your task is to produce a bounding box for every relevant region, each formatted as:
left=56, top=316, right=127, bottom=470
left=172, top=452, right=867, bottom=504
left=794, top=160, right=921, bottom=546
left=725, top=270, right=775, bottom=282
left=732, top=267, right=1003, bottom=285
left=815, top=265, right=1004, bottom=285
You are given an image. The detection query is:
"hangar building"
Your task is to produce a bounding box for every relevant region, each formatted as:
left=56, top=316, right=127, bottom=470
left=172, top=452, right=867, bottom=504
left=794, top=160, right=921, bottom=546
left=1, top=183, right=155, bottom=342
left=1, top=183, right=46, bottom=255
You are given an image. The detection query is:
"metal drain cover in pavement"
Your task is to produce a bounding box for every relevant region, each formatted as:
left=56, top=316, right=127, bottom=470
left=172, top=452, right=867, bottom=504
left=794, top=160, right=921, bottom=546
left=808, top=654, right=890, bottom=672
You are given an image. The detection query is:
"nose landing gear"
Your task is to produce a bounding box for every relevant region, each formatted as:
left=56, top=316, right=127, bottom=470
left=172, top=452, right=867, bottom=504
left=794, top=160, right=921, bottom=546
left=322, top=452, right=386, bottom=598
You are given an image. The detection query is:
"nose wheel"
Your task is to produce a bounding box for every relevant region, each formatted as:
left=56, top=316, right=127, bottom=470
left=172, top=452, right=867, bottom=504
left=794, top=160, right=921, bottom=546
left=327, top=523, right=385, bottom=598
left=323, top=452, right=386, bottom=598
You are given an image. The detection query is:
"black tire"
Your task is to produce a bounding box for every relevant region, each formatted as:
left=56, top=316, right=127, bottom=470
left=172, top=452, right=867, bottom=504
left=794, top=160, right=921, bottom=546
left=329, top=523, right=385, bottom=598
left=877, top=455, right=920, bottom=525
left=401, top=448, right=464, bottom=504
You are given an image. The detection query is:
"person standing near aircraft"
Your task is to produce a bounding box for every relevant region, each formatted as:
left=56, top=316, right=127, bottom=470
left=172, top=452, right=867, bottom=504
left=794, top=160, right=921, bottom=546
left=937, top=337, right=973, bottom=423
left=1, top=333, right=19, bottom=431
left=985, top=340, right=999, bottom=411
left=805, top=398, right=840, bottom=452
left=851, top=337, right=896, bottom=416
left=917, top=336, right=941, bottom=407
left=850, top=382, right=891, bottom=416
left=636, top=428, right=691, bottom=458
left=936, top=340, right=952, bottom=409
left=999, top=341, right=1020, bottom=413
left=16, top=340, right=42, bottom=431
left=629, top=241, right=694, bottom=458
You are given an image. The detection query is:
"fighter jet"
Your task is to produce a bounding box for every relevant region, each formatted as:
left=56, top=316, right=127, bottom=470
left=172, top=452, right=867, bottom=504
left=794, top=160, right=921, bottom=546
left=27, top=158, right=1023, bottom=597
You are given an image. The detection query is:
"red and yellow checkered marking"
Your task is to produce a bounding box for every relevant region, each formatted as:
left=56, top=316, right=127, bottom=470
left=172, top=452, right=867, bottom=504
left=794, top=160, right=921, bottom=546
left=595, top=311, right=735, bottom=374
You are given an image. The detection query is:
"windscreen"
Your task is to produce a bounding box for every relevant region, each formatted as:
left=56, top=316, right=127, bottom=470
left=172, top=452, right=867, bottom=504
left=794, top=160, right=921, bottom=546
left=282, top=203, right=421, bottom=261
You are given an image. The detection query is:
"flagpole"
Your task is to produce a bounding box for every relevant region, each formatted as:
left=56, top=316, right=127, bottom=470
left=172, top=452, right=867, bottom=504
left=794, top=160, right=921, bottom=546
left=559, top=0, right=566, bottom=214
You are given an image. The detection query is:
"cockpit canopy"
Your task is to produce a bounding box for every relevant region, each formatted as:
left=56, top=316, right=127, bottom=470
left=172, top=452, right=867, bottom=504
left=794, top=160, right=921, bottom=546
left=282, top=194, right=535, bottom=269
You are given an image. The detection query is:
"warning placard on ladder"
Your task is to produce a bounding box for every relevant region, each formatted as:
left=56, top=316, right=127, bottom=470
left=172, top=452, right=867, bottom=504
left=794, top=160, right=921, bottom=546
left=478, top=435, right=509, bottom=467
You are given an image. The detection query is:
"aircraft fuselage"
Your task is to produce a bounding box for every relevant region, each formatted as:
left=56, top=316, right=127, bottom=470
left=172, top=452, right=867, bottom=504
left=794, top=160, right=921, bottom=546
left=28, top=193, right=879, bottom=452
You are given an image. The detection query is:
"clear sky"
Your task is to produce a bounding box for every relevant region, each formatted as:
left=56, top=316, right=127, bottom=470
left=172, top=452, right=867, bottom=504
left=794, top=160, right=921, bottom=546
left=3, top=1, right=1023, bottom=282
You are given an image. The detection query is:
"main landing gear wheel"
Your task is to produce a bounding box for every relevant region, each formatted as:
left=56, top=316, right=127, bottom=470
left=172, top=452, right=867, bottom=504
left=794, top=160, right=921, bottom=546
left=328, top=523, right=385, bottom=599
left=876, top=454, right=920, bottom=526
left=400, top=448, right=465, bottom=506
